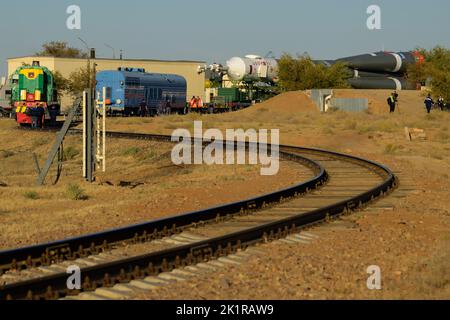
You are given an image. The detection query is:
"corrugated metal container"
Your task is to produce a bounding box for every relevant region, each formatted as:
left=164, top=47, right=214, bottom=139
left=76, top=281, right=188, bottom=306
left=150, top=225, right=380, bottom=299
left=310, top=89, right=333, bottom=111
left=330, top=98, right=368, bottom=112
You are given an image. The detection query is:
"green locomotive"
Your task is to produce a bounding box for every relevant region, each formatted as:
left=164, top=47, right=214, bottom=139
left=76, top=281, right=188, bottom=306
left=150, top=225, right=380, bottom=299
left=11, top=61, right=60, bottom=126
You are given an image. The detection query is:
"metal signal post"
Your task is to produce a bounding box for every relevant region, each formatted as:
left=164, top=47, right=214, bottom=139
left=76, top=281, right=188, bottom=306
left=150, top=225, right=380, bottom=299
left=96, top=87, right=107, bottom=173
left=83, top=89, right=95, bottom=182
left=83, top=87, right=107, bottom=183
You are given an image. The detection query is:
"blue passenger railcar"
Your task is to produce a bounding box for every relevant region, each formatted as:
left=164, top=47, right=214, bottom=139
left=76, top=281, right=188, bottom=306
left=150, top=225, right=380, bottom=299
left=96, top=68, right=187, bottom=115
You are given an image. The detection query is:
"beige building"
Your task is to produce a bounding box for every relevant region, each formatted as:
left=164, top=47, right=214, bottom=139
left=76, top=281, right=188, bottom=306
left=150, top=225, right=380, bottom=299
left=7, top=56, right=206, bottom=108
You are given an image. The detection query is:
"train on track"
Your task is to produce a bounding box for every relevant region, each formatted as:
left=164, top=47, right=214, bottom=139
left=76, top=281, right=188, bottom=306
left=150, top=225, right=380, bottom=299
left=10, top=61, right=60, bottom=126
left=96, top=68, right=187, bottom=116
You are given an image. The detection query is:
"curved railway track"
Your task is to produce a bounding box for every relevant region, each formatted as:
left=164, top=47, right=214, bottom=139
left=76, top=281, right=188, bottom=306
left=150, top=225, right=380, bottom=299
left=0, top=130, right=397, bottom=300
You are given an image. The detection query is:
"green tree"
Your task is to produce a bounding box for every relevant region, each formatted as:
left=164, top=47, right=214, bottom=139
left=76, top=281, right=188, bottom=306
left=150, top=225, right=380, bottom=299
left=67, top=66, right=94, bottom=97
left=36, top=41, right=87, bottom=58
left=407, top=46, right=450, bottom=100
left=52, top=71, right=69, bottom=99
left=278, top=54, right=350, bottom=91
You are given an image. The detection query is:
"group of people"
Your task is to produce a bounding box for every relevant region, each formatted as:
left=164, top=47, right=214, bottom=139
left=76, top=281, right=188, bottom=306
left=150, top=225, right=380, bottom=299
left=424, top=94, right=447, bottom=114
left=189, top=96, right=204, bottom=112
left=387, top=91, right=448, bottom=114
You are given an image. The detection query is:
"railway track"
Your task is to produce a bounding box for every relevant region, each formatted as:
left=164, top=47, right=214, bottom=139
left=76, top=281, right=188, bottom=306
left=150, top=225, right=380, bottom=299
left=0, top=130, right=397, bottom=300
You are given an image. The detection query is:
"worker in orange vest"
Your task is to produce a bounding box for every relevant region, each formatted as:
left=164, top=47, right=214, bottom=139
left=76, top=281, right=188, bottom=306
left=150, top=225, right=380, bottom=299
left=197, top=96, right=204, bottom=113
left=189, top=96, right=197, bottom=111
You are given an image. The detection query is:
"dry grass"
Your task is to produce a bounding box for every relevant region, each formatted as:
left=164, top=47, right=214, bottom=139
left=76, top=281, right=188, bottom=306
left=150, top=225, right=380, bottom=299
left=1, top=90, right=449, bottom=299
left=0, top=119, right=308, bottom=249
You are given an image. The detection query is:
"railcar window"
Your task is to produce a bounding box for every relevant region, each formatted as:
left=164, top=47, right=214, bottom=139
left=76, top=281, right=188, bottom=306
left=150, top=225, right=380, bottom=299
left=158, top=89, right=162, bottom=100
left=125, top=77, right=140, bottom=87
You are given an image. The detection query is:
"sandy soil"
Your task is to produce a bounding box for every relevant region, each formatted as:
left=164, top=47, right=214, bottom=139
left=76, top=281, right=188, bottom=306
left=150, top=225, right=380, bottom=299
left=105, top=89, right=449, bottom=300
left=1, top=89, right=449, bottom=299
left=0, top=120, right=309, bottom=250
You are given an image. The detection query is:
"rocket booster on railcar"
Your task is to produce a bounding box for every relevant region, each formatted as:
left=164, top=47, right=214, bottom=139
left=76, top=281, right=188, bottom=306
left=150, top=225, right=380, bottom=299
left=201, top=51, right=425, bottom=89
left=226, top=55, right=279, bottom=82
left=336, top=51, right=425, bottom=74
left=199, top=55, right=279, bottom=83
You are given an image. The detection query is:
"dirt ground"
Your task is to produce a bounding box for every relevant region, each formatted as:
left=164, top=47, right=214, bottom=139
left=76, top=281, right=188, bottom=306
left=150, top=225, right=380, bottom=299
left=1, top=89, right=449, bottom=299
left=0, top=120, right=309, bottom=249
left=106, top=89, right=449, bottom=300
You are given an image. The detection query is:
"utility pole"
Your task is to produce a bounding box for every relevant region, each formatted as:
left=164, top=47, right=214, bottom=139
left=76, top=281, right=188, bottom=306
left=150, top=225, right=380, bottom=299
left=105, top=43, right=116, bottom=59
left=78, top=37, right=91, bottom=93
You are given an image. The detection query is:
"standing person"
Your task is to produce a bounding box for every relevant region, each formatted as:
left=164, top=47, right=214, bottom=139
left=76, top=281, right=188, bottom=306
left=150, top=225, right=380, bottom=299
left=189, top=96, right=197, bottom=112
left=393, top=91, right=400, bottom=110
left=437, top=96, right=445, bottom=111
left=139, top=100, right=148, bottom=117
left=424, top=94, right=434, bottom=114
left=30, top=108, right=39, bottom=129
left=48, top=105, right=59, bottom=127
left=393, top=91, right=399, bottom=104
left=165, top=99, right=172, bottom=115
left=387, top=93, right=396, bottom=113
left=36, top=106, right=45, bottom=128
left=197, top=96, right=204, bottom=114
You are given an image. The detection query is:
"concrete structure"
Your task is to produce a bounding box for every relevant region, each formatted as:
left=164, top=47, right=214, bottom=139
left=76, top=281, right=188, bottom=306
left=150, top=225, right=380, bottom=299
left=7, top=56, right=206, bottom=109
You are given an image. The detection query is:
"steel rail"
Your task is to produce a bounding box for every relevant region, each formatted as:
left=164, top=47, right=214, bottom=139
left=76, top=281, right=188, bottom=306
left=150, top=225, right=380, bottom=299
left=0, top=132, right=325, bottom=275
left=0, top=131, right=396, bottom=300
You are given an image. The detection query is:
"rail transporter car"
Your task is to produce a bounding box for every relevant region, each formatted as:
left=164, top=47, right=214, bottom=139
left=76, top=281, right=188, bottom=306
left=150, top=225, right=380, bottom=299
left=96, top=68, right=187, bottom=116
left=10, top=62, right=60, bottom=126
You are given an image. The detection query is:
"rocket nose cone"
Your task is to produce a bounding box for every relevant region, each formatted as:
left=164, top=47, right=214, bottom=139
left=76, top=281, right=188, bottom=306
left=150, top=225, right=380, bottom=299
left=227, top=57, right=246, bottom=81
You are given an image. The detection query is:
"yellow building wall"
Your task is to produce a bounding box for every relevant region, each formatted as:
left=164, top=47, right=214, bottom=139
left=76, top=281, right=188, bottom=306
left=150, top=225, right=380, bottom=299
left=8, top=56, right=205, bottom=110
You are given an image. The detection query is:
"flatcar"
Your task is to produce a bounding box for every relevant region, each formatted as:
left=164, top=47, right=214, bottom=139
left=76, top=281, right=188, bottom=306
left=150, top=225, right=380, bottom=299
left=96, top=68, right=187, bottom=116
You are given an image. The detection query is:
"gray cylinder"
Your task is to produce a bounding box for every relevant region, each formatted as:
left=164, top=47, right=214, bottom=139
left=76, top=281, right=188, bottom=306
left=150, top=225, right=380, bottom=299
left=337, top=51, right=417, bottom=74
left=347, top=77, right=415, bottom=90
left=351, top=70, right=404, bottom=78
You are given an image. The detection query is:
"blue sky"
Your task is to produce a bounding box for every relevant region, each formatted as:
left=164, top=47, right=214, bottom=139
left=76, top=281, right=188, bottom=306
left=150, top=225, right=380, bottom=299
left=1, top=0, right=449, bottom=76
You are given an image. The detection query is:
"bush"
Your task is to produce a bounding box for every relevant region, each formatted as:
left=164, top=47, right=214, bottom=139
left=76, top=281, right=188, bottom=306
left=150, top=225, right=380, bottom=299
left=384, top=144, right=400, bottom=154
left=142, top=150, right=158, bottom=161
left=121, top=147, right=141, bottom=157
left=278, top=53, right=350, bottom=91
left=24, top=191, right=39, bottom=200
left=67, top=184, right=88, bottom=200
left=436, top=131, right=449, bottom=141
left=32, top=138, right=49, bottom=148
left=344, top=120, right=357, bottom=130
left=1, top=150, right=14, bottom=158
left=63, top=146, right=80, bottom=160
